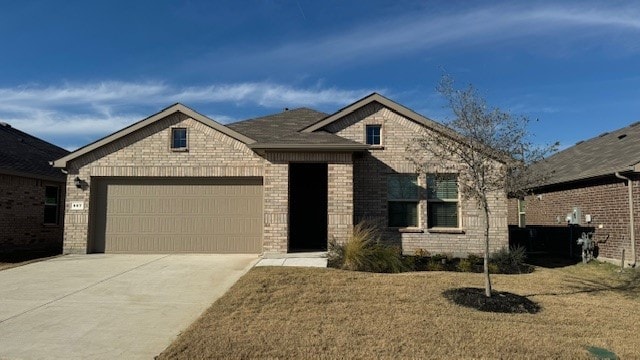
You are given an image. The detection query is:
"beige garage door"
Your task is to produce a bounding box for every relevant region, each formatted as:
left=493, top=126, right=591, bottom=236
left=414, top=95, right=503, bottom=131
left=91, top=178, right=263, bottom=253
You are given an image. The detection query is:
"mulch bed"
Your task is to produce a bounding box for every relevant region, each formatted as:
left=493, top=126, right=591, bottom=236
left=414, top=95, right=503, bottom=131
left=443, top=287, right=541, bottom=314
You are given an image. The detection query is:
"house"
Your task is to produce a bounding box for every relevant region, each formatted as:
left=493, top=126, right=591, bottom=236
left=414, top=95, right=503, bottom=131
left=53, top=93, right=508, bottom=256
left=0, top=122, right=69, bottom=254
left=508, top=121, right=640, bottom=267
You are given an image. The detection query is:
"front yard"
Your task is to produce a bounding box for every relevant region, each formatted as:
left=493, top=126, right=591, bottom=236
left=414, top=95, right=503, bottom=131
left=158, top=262, right=639, bottom=359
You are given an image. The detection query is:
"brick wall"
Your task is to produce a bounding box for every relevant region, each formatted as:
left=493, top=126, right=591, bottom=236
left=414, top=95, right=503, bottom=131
left=0, top=174, right=65, bottom=253
left=509, top=176, right=640, bottom=264
left=326, top=102, right=508, bottom=257
left=262, top=152, right=353, bottom=255
left=64, top=113, right=264, bottom=254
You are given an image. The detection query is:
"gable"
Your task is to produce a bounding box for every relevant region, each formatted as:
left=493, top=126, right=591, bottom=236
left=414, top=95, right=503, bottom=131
left=54, top=104, right=255, bottom=168
left=302, top=93, right=454, bottom=139
left=66, top=112, right=263, bottom=171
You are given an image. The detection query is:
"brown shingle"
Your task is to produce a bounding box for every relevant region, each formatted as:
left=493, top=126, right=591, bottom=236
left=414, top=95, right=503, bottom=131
left=534, top=121, right=640, bottom=186
left=227, top=108, right=363, bottom=146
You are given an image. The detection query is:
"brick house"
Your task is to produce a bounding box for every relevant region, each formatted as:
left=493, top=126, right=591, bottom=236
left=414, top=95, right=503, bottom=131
left=53, top=93, right=508, bottom=256
left=508, top=122, right=640, bottom=266
left=0, top=122, right=69, bottom=254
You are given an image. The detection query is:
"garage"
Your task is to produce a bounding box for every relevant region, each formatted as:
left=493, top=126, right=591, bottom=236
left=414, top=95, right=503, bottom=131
left=90, top=177, right=263, bottom=253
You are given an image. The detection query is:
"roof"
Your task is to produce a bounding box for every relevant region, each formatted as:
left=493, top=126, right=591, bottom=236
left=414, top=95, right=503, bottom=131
left=532, top=121, right=640, bottom=187
left=0, top=122, right=69, bottom=181
left=54, top=103, right=255, bottom=168
left=227, top=108, right=369, bottom=150
left=302, top=93, right=456, bottom=138
left=303, top=92, right=508, bottom=163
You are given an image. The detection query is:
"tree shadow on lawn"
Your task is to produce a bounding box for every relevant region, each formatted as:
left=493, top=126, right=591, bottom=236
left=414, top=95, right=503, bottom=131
left=521, top=270, right=640, bottom=300
left=527, top=270, right=640, bottom=299
left=443, top=287, right=541, bottom=314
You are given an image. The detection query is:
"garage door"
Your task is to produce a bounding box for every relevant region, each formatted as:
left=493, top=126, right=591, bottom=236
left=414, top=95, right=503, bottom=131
left=91, top=177, right=263, bottom=253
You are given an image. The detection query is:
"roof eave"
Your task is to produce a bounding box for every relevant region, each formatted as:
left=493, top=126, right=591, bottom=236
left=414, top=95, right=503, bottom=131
left=248, top=143, right=370, bottom=151
left=0, top=168, right=66, bottom=183
left=531, top=167, right=638, bottom=191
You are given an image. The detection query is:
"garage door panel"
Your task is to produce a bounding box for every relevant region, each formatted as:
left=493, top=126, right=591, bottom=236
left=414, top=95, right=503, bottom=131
left=92, top=178, right=262, bottom=253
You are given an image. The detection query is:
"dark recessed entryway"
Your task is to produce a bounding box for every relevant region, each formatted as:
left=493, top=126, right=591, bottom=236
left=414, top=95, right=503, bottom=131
left=288, top=163, right=328, bottom=252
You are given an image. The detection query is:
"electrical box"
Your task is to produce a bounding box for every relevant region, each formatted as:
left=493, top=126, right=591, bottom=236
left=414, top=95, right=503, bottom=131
left=585, top=214, right=592, bottom=223
left=566, top=207, right=581, bottom=225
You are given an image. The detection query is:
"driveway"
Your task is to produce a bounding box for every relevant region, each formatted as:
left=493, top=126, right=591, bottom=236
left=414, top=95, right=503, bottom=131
left=0, top=254, right=258, bottom=359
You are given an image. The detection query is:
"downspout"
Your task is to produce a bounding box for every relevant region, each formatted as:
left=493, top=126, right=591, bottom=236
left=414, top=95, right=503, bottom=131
left=615, top=172, right=636, bottom=267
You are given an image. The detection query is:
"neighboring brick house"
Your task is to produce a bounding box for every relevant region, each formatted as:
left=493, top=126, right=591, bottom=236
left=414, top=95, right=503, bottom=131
left=0, top=122, right=69, bottom=254
left=54, top=93, right=508, bottom=256
left=508, top=122, right=640, bottom=266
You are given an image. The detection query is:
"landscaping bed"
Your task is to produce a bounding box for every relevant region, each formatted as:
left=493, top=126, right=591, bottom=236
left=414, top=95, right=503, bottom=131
left=158, top=262, right=638, bottom=359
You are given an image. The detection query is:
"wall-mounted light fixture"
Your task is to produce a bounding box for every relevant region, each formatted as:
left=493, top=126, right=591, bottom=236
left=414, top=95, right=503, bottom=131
left=74, top=176, right=83, bottom=188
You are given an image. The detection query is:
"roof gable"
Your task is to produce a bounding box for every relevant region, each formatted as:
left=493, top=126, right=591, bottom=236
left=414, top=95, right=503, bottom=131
left=302, top=93, right=455, bottom=138
left=53, top=103, right=255, bottom=168
left=0, top=123, right=69, bottom=181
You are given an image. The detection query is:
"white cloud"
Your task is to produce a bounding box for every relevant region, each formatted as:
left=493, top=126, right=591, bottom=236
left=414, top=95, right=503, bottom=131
left=0, top=81, right=379, bottom=147
left=210, top=2, right=640, bottom=68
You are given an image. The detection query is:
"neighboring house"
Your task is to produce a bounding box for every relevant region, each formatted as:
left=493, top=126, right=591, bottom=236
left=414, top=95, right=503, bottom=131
left=0, top=122, right=69, bottom=254
left=508, top=122, right=640, bottom=266
left=53, top=93, right=508, bottom=256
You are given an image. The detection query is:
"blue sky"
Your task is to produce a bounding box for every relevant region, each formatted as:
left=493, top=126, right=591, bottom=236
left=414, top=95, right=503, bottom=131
left=1, top=0, right=639, bottom=151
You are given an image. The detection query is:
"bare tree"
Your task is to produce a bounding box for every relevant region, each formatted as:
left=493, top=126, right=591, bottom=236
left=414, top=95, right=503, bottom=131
left=410, top=76, right=557, bottom=297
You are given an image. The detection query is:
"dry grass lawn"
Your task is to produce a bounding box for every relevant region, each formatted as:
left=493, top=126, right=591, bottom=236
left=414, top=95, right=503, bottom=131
left=158, top=262, right=639, bottom=359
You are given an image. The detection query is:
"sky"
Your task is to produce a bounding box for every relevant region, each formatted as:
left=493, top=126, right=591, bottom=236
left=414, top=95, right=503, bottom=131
left=1, top=0, right=639, bottom=151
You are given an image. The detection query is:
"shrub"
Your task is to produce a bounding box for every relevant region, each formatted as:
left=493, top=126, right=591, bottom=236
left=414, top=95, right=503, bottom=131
left=328, top=222, right=407, bottom=273
left=456, top=258, right=475, bottom=272
left=489, top=246, right=532, bottom=274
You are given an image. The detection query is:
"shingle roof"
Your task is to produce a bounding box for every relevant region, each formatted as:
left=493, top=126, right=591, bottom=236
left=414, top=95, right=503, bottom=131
left=533, top=121, right=640, bottom=186
left=0, top=122, right=69, bottom=181
left=227, top=108, right=366, bottom=147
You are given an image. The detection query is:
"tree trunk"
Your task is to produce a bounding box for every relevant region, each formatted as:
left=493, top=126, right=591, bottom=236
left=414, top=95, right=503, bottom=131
left=483, top=201, right=492, bottom=297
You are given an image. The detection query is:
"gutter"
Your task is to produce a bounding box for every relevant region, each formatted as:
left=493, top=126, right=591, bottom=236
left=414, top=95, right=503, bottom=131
left=615, top=172, right=637, bottom=267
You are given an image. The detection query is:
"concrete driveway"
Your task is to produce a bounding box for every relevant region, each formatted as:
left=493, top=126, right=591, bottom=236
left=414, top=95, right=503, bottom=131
left=0, top=254, right=258, bottom=359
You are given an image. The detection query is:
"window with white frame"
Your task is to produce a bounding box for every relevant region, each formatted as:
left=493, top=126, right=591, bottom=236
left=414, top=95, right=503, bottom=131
left=171, top=128, right=188, bottom=150
left=426, top=174, right=459, bottom=228
left=44, top=186, right=60, bottom=225
left=517, top=199, right=526, bottom=228
left=387, top=174, right=419, bottom=227
left=366, top=124, right=381, bottom=145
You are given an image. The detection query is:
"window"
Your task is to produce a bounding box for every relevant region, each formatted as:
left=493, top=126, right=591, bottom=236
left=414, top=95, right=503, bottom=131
left=427, top=174, right=459, bottom=228
left=517, top=199, right=526, bottom=228
left=171, top=128, right=188, bottom=150
left=44, top=186, right=60, bottom=225
left=388, top=174, right=419, bottom=227
left=366, top=124, right=381, bottom=145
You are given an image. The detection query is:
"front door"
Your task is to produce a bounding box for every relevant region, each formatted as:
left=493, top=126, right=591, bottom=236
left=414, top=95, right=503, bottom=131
left=288, top=163, right=328, bottom=252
